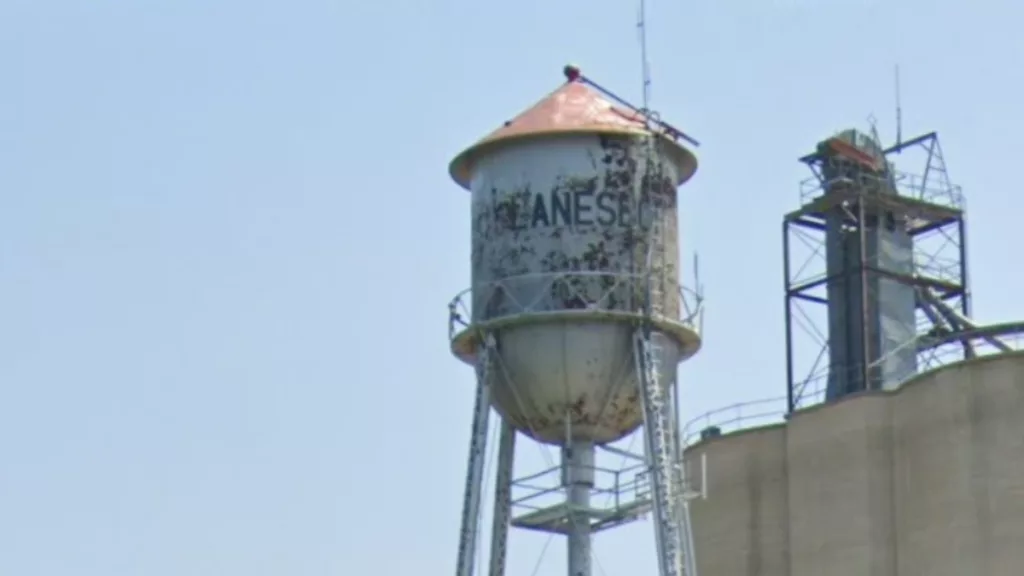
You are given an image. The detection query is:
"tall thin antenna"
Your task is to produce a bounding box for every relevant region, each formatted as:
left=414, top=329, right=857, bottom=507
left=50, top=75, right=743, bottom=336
left=637, top=0, right=652, bottom=112
left=895, top=64, right=903, bottom=150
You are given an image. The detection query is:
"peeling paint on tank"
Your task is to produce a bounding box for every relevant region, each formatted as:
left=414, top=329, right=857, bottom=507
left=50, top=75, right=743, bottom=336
left=472, top=136, right=679, bottom=317
left=467, top=132, right=686, bottom=444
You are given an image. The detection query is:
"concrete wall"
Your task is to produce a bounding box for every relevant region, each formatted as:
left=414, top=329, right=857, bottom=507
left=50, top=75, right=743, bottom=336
left=684, top=352, right=1024, bottom=576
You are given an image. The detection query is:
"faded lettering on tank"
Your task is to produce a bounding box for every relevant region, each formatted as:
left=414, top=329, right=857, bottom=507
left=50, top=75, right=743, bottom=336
left=471, top=134, right=681, bottom=323
left=489, top=187, right=638, bottom=230
left=467, top=133, right=686, bottom=444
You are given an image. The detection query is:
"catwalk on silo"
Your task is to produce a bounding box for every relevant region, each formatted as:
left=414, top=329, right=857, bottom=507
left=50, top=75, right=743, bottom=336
left=447, top=67, right=706, bottom=576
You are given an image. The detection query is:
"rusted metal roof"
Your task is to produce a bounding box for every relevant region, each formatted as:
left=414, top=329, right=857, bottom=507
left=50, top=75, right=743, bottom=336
left=449, top=78, right=697, bottom=189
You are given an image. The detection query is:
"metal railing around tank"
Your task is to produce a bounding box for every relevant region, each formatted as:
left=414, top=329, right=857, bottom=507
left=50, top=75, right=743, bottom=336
left=447, top=270, right=704, bottom=341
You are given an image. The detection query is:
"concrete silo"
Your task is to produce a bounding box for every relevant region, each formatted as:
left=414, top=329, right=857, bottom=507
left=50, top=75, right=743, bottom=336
left=681, top=127, right=1024, bottom=575
left=682, top=351, right=1024, bottom=576
left=447, top=67, right=704, bottom=576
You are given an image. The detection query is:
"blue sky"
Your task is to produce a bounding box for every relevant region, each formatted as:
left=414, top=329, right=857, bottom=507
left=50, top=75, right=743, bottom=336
left=0, top=0, right=1021, bottom=574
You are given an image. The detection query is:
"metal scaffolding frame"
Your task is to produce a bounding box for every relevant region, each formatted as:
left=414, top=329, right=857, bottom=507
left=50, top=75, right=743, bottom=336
left=783, top=131, right=971, bottom=413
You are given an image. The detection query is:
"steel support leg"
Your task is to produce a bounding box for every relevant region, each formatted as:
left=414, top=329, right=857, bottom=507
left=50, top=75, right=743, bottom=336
left=669, top=376, right=699, bottom=576
left=634, top=329, right=691, bottom=576
left=679, top=498, right=698, bottom=576
left=488, top=419, right=516, bottom=576
left=455, top=334, right=496, bottom=576
left=563, top=441, right=595, bottom=576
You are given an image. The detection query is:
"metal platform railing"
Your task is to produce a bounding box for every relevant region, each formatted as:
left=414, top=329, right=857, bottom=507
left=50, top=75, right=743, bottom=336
left=682, top=325, right=1024, bottom=448
left=680, top=397, right=791, bottom=448
left=448, top=270, right=704, bottom=341
left=509, top=457, right=653, bottom=535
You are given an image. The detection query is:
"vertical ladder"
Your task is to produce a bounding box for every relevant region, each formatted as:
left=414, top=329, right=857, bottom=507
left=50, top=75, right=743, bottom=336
left=635, top=133, right=697, bottom=576
left=635, top=328, right=685, bottom=576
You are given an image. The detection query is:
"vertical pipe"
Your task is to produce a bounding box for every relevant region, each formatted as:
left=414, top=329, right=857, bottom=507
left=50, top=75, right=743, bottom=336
left=563, top=441, right=595, bottom=576
left=488, top=420, right=516, bottom=576
left=958, top=215, right=970, bottom=317
left=957, top=214, right=972, bottom=359
left=783, top=219, right=795, bottom=413
left=700, top=453, right=707, bottom=499
left=858, top=200, right=871, bottom=392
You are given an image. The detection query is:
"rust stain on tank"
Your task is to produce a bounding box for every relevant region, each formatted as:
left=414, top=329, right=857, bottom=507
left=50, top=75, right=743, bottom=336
left=470, top=131, right=682, bottom=321
left=455, top=73, right=694, bottom=444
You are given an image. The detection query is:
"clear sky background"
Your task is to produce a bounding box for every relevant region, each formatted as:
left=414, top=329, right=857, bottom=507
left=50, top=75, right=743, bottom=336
left=1, top=0, right=1021, bottom=575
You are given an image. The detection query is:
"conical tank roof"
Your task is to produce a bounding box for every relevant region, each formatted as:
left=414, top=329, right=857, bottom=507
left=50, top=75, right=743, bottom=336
left=449, top=77, right=697, bottom=189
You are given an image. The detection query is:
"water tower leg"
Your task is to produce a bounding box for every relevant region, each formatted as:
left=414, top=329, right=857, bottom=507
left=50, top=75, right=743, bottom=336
left=454, top=335, right=496, bottom=576
left=487, top=420, right=516, bottom=576
left=634, top=330, right=689, bottom=576
left=562, top=440, right=595, bottom=576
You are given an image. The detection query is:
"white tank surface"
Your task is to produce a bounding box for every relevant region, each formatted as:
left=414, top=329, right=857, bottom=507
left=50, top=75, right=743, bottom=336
left=448, top=75, right=701, bottom=445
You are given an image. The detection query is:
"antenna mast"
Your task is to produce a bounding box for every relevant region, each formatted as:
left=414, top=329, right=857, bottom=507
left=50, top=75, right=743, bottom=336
left=638, top=0, right=652, bottom=112
left=895, top=65, right=903, bottom=150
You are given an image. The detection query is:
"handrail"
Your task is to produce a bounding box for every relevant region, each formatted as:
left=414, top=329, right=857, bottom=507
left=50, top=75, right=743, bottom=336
left=682, top=324, right=1024, bottom=448
left=680, top=396, right=789, bottom=448
left=448, top=270, right=704, bottom=341
left=798, top=170, right=964, bottom=210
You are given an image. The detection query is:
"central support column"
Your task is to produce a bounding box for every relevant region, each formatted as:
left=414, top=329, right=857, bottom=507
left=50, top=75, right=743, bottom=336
left=562, top=440, right=595, bottom=576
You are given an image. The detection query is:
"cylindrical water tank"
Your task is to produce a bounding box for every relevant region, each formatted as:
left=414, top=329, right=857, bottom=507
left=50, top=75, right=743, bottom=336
left=449, top=76, right=700, bottom=445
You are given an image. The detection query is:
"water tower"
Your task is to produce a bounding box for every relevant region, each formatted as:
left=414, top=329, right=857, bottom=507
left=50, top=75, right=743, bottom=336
left=447, top=67, right=705, bottom=576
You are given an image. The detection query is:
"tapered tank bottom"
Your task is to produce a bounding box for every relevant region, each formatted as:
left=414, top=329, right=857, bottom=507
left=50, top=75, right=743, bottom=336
left=453, top=318, right=696, bottom=445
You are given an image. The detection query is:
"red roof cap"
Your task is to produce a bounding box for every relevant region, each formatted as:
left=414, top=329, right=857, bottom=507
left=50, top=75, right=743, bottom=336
left=449, top=78, right=697, bottom=189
